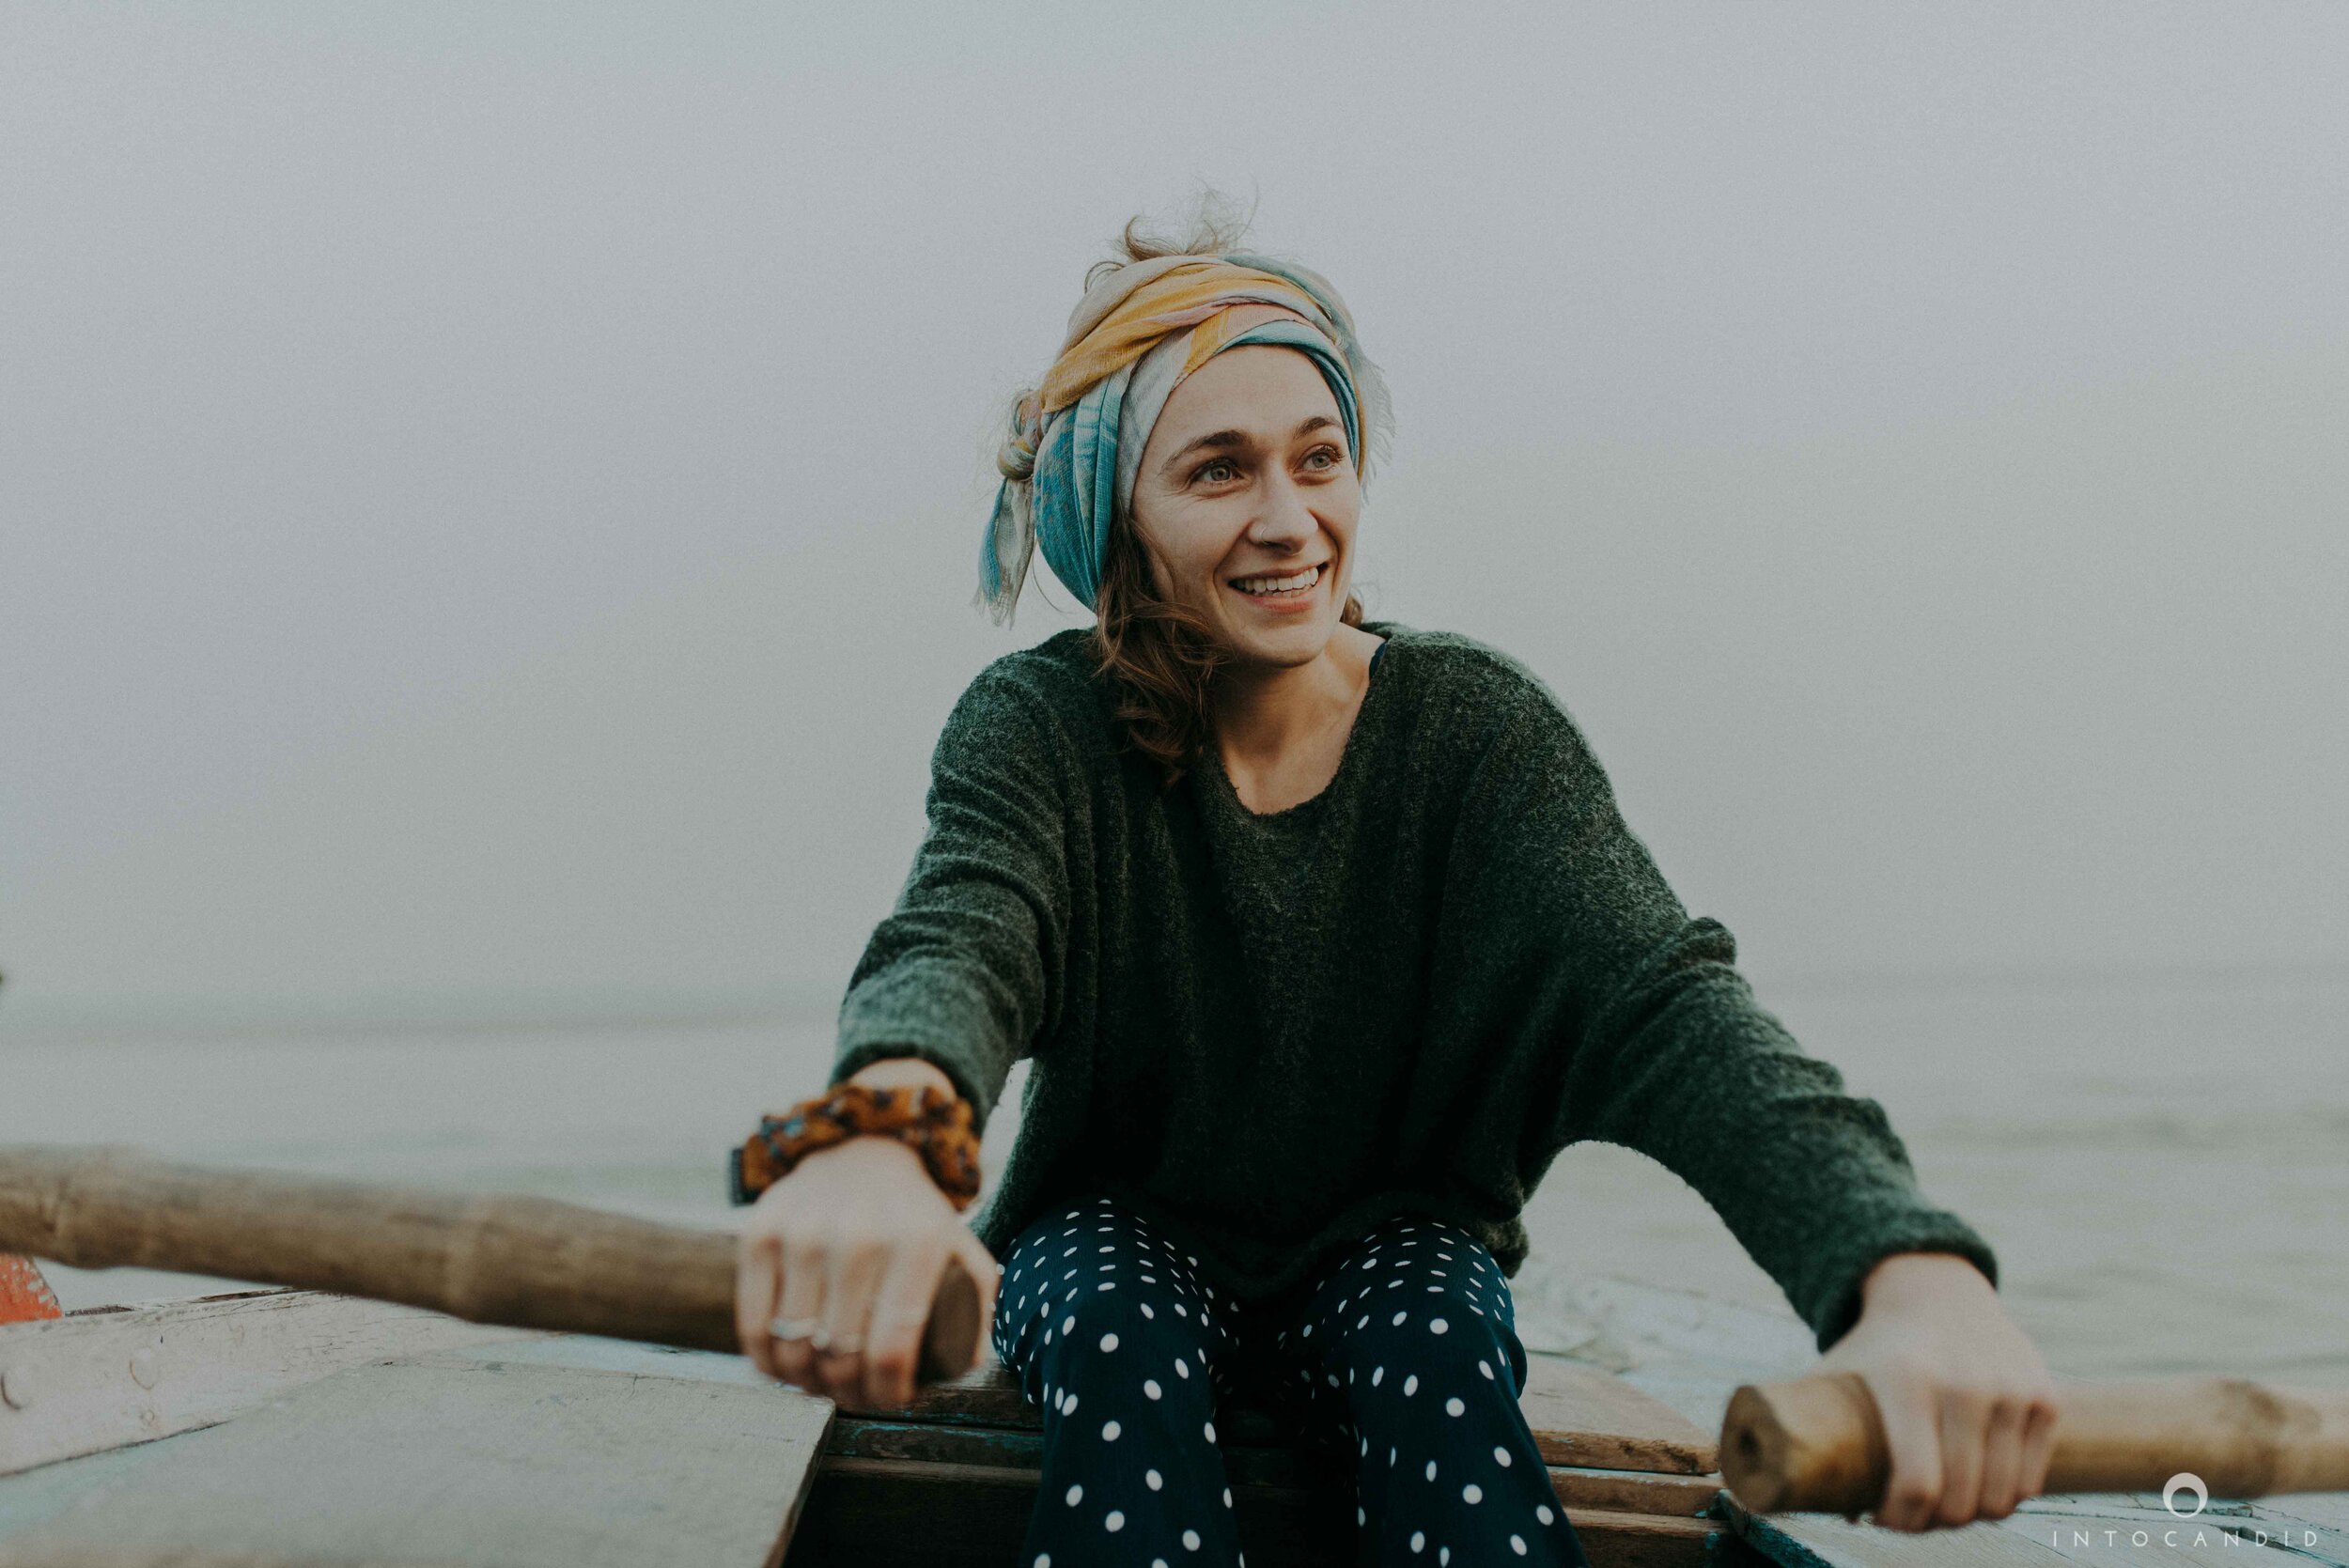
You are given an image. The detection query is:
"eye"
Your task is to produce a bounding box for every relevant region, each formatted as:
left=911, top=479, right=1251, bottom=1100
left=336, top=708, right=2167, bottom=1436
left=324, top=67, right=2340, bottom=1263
left=1192, top=458, right=1241, bottom=485
left=1301, top=443, right=1343, bottom=470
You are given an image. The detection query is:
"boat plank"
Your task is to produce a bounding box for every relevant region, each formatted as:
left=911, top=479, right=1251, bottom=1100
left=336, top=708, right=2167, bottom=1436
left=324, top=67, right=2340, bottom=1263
left=0, top=1358, right=832, bottom=1568
left=0, top=1289, right=539, bottom=1476
left=817, top=1412, right=1726, bottom=1515
left=835, top=1348, right=1716, bottom=1473
left=788, top=1454, right=1728, bottom=1568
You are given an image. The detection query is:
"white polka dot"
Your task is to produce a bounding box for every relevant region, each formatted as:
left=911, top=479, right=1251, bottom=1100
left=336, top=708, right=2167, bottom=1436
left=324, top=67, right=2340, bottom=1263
left=1404, top=1374, right=1420, bottom=1396
left=1357, top=1506, right=1366, bottom=1526
left=1494, top=1445, right=1512, bottom=1467
left=1445, top=1396, right=1465, bottom=1416
left=1174, top=1357, right=1190, bottom=1378
left=1371, top=1366, right=1384, bottom=1386
left=1356, top=1313, right=1369, bottom=1328
left=1105, top=1511, right=1125, bottom=1532
left=1327, top=1373, right=1340, bottom=1387
left=1062, top=1315, right=1075, bottom=1333
left=1065, top=1483, right=1083, bottom=1505
left=1035, top=1557, right=1050, bottom=1568
left=1479, top=1359, right=1495, bottom=1380
left=1099, top=1332, right=1119, bottom=1352
left=1065, top=1393, right=1080, bottom=1414
left=1510, top=1534, right=1528, bottom=1555
left=1183, top=1529, right=1202, bottom=1551
left=1203, top=1421, right=1217, bottom=1442
left=1102, top=1420, right=1122, bottom=1440
left=1440, top=1547, right=1451, bottom=1565
left=1390, top=1446, right=1397, bottom=1467
left=1410, top=1531, right=1425, bottom=1553
left=1222, top=1487, right=1233, bottom=1508
left=1463, top=1483, right=1483, bottom=1503
left=1146, top=1468, right=1163, bottom=1490
left=1430, top=1317, right=1449, bottom=1334
left=1174, top=1304, right=1187, bottom=1317
left=1536, top=1504, right=1554, bottom=1525
left=1425, top=1459, right=1438, bottom=1481
left=1392, top=1311, right=1407, bottom=1325
left=1144, top=1378, right=1162, bottom=1400
left=1141, top=1303, right=1155, bottom=1319
left=1098, top=1281, right=1114, bottom=1291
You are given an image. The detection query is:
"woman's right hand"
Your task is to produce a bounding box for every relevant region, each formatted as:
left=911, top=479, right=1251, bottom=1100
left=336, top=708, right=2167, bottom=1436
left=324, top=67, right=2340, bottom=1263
left=733, top=1128, right=999, bottom=1410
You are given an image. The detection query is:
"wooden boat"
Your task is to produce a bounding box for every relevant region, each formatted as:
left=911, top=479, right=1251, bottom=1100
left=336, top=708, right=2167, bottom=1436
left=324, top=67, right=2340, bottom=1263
left=5, top=1280, right=2343, bottom=1567
left=5, top=1148, right=2345, bottom=1567
left=0, top=1284, right=1744, bottom=1566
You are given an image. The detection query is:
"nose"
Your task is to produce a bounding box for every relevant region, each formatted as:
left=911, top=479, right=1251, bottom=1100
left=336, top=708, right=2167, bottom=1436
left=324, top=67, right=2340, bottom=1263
left=1245, top=469, right=1317, bottom=554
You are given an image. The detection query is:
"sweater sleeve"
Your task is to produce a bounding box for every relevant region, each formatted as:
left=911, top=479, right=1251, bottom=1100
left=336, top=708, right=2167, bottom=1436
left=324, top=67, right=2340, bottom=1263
left=831, top=663, right=1076, bottom=1128
left=1444, top=659, right=1999, bottom=1354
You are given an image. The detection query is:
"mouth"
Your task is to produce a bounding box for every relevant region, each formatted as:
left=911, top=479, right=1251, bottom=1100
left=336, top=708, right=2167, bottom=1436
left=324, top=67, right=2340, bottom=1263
left=1226, top=562, right=1327, bottom=606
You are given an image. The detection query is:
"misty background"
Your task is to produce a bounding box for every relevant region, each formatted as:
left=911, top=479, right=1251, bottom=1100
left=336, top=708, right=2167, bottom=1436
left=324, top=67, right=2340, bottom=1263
left=2, top=5, right=2342, bottom=1377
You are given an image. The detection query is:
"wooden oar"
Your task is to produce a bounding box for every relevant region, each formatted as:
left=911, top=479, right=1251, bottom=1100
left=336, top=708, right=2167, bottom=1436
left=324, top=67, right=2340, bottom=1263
left=0, top=1144, right=983, bottom=1382
left=1721, top=1369, right=2349, bottom=1514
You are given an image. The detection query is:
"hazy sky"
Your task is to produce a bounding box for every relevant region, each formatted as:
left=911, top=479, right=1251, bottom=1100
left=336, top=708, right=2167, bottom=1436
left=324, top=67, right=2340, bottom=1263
left=4, top=3, right=2344, bottom=1027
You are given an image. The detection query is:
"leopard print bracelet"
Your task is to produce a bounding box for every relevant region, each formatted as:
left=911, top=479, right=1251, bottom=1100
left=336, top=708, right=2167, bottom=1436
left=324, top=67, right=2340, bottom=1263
left=728, top=1080, right=983, bottom=1211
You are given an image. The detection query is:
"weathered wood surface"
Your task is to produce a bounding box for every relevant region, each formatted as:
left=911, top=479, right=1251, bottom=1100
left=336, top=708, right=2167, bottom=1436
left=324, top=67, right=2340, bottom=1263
left=1724, top=1367, right=2349, bottom=1514
left=2, top=1288, right=1738, bottom=1566
left=0, top=1289, right=540, bottom=1476
left=0, top=1144, right=982, bottom=1383
left=0, top=1357, right=832, bottom=1568
left=787, top=1454, right=1734, bottom=1568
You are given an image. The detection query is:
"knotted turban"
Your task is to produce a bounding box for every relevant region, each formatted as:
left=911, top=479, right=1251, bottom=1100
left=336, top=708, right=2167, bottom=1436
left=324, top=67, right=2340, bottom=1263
left=978, top=253, right=1392, bottom=623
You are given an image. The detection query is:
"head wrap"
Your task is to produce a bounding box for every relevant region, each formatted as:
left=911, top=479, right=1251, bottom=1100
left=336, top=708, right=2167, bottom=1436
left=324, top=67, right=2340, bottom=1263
left=978, top=252, right=1392, bottom=623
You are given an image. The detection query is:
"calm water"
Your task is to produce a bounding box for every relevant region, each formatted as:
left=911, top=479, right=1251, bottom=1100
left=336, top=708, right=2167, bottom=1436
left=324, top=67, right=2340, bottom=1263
left=6, top=974, right=2342, bottom=1386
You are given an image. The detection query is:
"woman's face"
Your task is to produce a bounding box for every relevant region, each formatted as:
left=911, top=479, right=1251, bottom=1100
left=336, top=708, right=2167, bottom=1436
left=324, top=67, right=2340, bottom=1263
left=1126, top=343, right=1362, bottom=671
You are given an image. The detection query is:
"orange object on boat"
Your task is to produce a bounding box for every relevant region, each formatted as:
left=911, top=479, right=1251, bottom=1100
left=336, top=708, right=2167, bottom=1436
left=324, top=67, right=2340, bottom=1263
left=1, top=1252, right=61, bottom=1323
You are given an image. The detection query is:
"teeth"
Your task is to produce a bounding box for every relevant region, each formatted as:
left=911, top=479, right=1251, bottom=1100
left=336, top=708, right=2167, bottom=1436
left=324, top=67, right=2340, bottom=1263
left=1233, top=565, right=1321, bottom=595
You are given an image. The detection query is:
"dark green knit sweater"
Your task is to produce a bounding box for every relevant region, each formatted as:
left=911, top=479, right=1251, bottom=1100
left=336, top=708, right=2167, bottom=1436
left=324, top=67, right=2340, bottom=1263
left=832, top=622, right=1998, bottom=1353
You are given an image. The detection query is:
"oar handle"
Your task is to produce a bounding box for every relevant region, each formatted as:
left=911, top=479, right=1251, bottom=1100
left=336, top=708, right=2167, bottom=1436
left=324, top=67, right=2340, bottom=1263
left=1721, top=1370, right=2349, bottom=1514
left=0, top=1144, right=984, bottom=1383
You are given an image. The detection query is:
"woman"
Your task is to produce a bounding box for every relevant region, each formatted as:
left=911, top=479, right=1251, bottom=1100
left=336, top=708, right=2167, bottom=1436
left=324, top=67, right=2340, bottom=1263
left=735, top=211, right=2058, bottom=1564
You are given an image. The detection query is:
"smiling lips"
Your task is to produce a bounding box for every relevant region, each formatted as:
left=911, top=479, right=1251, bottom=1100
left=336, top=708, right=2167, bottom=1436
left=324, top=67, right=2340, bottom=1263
left=1229, top=563, right=1325, bottom=610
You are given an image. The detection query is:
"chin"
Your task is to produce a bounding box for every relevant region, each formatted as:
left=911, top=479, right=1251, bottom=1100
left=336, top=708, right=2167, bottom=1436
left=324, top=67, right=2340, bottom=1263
left=1221, top=613, right=1341, bottom=670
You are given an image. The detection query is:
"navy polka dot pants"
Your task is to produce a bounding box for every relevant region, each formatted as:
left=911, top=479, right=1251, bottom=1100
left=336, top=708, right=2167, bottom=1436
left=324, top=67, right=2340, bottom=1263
left=992, top=1194, right=1591, bottom=1567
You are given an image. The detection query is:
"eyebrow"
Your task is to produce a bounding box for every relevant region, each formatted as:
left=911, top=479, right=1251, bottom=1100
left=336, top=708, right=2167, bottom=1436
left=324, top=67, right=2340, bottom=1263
left=1159, top=414, right=1342, bottom=475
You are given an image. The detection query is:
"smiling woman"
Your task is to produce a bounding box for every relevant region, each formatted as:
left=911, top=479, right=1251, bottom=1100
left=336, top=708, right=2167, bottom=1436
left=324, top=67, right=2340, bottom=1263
left=728, top=200, right=2058, bottom=1564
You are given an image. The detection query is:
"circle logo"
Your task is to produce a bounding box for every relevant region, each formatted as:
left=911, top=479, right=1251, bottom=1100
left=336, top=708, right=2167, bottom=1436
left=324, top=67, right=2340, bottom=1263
left=2163, top=1472, right=2208, bottom=1518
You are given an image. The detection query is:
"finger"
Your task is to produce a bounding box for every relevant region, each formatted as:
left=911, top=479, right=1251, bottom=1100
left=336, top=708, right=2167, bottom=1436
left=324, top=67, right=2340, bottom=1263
left=2018, top=1395, right=2061, bottom=1500
left=1974, top=1394, right=2030, bottom=1518
left=770, top=1231, right=827, bottom=1392
left=1933, top=1385, right=1991, bottom=1527
left=1868, top=1374, right=1945, bottom=1532
left=815, top=1237, right=890, bottom=1406
left=862, top=1232, right=952, bottom=1409
left=735, top=1230, right=782, bottom=1378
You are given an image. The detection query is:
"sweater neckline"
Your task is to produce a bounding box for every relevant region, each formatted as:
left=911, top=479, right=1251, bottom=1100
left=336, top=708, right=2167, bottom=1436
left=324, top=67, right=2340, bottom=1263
left=1198, top=625, right=1401, bottom=827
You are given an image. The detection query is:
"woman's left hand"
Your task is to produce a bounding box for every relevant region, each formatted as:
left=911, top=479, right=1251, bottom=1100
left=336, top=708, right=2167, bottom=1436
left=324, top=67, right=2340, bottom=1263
left=1815, top=1250, right=2060, bottom=1531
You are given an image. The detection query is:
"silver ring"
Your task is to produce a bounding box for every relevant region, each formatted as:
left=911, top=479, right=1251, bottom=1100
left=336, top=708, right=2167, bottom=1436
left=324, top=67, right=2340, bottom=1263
left=816, top=1330, right=863, bottom=1356
left=769, top=1315, right=822, bottom=1342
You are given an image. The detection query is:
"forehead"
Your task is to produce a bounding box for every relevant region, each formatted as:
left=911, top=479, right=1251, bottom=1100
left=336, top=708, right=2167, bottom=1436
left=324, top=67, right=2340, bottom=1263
left=1153, top=345, right=1342, bottom=442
